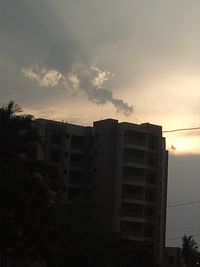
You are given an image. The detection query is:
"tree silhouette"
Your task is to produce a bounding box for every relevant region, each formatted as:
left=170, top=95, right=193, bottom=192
left=182, top=235, right=199, bottom=267
left=0, top=101, right=154, bottom=267
left=0, top=101, right=58, bottom=265
left=0, top=100, right=40, bottom=162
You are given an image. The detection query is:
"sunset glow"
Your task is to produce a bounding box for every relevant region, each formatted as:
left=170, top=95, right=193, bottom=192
left=165, top=133, right=200, bottom=154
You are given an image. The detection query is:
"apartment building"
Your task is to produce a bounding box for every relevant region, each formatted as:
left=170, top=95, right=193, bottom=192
left=37, top=118, right=168, bottom=263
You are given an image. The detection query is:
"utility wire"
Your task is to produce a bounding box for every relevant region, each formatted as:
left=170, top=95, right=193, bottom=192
left=167, top=200, right=200, bottom=208
left=163, top=126, right=200, bottom=133
left=96, top=126, right=200, bottom=136
left=40, top=126, right=200, bottom=138
left=167, top=233, right=200, bottom=241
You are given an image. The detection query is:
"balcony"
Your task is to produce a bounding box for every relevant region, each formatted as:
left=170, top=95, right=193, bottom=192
left=122, top=230, right=144, bottom=239
left=144, top=216, right=156, bottom=224
left=122, top=192, right=144, bottom=201
left=124, top=157, right=145, bottom=165
left=124, top=130, right=146, bottom=148
left=68, top=182, right=81, bottom=188
left=71, top=135, right=84, bottom=152
left=121, top=216, right=145, bottom=224
left=120, top=221, right=143, bottom=239
left=121, top=207, right=144, bottom=218
left=123, top=177, right=156, bottom=189
left=124, top=149, right=145, bottom=168
left=70, top=153, right=83, bottom=170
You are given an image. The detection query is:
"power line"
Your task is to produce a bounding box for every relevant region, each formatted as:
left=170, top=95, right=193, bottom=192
left=168, top=229, right=200, bottom=232
left=167, top=233, right=200, bottom=241
left=96, top=126, right=200, bottom=136
left=167, top=200, right=200, bottom=208
left=163, top=127, right=200, bottom=133
left=39, top=126, right=200, bottom=138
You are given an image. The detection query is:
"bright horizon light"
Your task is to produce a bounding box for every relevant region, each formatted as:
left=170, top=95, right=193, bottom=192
left=164, top=133, right=200, bottom=155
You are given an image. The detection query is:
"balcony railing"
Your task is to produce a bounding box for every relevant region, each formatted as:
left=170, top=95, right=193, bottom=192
left=125, top=138, right=145, bottom=147
left=123, top=174, right=145, bottom=183
left=121, top=230, right=143, bottom=238
left=122, top=193, right=144, bottom=201
left=121, top=211, right=143, bottom=218
left=124, top=157, right=144, bottom=165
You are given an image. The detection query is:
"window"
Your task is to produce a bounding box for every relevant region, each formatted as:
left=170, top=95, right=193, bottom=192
left=71, top=135, right=84, bottom=149
left=123, top=167, right=144, bottom=177
left=144, top=225, right=154, bottom=238
left=124, top=149, right=145, bottom=164
left=125, top=130, right=146, bottom=146
left=70, top=153, right=83, bottom=167
left=69, top=170, right=82, bottom=184
left=148, top=135, right=158, bottom=150
left=120, top=221, right=142, bottom=237
left=147, top=154, right=158, bottom=167
left=86, top=189, right=92, bottom=200
left=68, top=188, right=82, bottom=200
left=50, top=131, right=62, bottom=145
left=146, top=172, right=156, bottom=184
left=62, top=186, right=67, bottom=192
left=145, top=207, right=155, bottom=220
left=121, top=203, right=143, bottom=217
left=169, top=256, right=174, bottom=264
left=145, top=190, right=156, bottom=202
left=49, top=148, right=61, bottom=162
left=122, top=185, right=144, bottom=200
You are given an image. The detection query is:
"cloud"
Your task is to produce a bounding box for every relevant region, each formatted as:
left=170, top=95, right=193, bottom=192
left=22, top=63, right=133, bottom=116
left=22, top=66, right=62, bottom=87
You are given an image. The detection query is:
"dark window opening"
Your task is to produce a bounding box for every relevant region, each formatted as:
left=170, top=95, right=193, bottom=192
left=124, top=149, right=145, bottom=164
left=62, top=186, right=67, bottom=192
left=71, top=135, right=84, bottom=149
left=68, top=188, right=82, bottom=201
left=122, top=185, right=144, bottom=200
left=169, top=256, right=174, bottom=264
left=147, top=154, right=158, bottom=167
left=50, top=148, right=61, bottom=162
left=125, top=130, right=146, bottom=146
left=50, top=131, right=62, bottom=145
left=145, top=207, right=155, bottom=220
left=148, top=135, right=159, bottom=150
left=121, top=203, right=143, bottom=218
left=70, top=153, right=83, bottom=167
left=144, top=225, right=154, bottom=238
left=69, top=170, right=82, bottom=184
left=121, top=221, right=143, bottom=237
left=123, top=166, right=144, bottom=176
left=146, top=172, right=156, bottom=184
left=145, top=190, right=156, bottom=202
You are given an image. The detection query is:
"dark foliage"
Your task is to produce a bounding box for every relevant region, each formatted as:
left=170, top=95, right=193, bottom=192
left=0, top=101, right=154, bottom=267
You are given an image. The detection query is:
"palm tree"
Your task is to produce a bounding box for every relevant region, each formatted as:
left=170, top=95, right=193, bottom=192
left=182, top=235, right=198, bottom=267
left=0, top=100, right=40, bottom=162
left=0, top=101, right=59, bottom=265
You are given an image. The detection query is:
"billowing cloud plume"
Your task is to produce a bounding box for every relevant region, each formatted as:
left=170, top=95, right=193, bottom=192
left=22, top=66, right=62, bottom=87
left=22, top=64, right=133, bottom=116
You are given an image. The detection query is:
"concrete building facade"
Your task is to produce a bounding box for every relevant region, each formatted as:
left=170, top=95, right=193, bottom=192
left=37, top=118, right=168, bottom=263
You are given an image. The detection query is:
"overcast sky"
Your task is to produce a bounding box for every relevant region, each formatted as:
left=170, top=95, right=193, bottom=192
left=0, top=0, right=200, bottom=247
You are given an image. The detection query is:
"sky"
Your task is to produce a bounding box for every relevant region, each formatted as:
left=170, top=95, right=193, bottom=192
left=0, top=0, right=200, bottom=247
